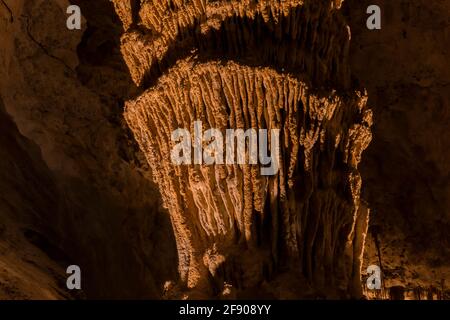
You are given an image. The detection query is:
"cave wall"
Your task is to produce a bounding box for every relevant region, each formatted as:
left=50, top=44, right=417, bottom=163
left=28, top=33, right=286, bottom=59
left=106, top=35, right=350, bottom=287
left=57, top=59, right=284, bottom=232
left=0, top=0, right=177, bottom=299
left=0, top=95, right=70, bottom=299
left=344, top=0, right=450, bottom=298
left=0, top=0, right=447, bottom=300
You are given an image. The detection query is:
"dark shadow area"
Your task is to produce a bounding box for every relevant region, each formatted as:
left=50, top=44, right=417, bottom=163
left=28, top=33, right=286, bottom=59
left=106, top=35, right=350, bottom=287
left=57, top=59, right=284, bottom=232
left=127, top=5, right=351, bottom=94
left=343, top=0, right=450, bottom=297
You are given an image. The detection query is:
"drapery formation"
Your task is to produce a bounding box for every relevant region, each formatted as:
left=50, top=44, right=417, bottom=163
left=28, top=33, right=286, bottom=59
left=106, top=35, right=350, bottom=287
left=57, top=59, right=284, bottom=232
left=112, top=0, right=372, bottom=299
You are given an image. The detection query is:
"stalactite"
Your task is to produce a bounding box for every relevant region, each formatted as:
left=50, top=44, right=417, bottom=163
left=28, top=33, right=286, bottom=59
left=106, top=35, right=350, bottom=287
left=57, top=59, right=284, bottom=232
left=112, top=0, right=373, bottom=298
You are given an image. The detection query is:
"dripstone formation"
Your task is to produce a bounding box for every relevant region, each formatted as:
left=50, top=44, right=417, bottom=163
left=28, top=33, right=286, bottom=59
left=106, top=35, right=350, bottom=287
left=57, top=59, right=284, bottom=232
left=112, top=0, right=372, bottom=299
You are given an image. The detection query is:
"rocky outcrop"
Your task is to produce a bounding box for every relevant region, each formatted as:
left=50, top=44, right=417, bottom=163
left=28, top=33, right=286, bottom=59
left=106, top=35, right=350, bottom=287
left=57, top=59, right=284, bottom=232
left=114, top=0, right=372, bottom=298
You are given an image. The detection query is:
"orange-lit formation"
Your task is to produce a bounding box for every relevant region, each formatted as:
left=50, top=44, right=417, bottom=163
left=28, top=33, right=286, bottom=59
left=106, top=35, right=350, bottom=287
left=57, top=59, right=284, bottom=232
left=113, top=0, right=372, bottom=298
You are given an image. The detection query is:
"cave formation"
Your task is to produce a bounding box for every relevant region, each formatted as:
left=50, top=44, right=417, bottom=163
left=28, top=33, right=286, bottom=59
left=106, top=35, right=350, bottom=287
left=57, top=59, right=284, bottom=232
left=112, top=0, right=372, bottom=299
left=0, top=0, right=448, bottom=300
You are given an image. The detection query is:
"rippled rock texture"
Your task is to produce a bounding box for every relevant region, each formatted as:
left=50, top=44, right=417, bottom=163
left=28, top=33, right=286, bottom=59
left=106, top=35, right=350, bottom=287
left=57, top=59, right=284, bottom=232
left=114, top=0, right=372, bottom=299
left=0, top=0, right=447, bottom=300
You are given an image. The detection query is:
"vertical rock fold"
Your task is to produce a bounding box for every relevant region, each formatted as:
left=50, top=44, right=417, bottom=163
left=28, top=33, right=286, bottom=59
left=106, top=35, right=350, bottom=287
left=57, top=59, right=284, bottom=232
left=112, top=0, right=372, bottom=299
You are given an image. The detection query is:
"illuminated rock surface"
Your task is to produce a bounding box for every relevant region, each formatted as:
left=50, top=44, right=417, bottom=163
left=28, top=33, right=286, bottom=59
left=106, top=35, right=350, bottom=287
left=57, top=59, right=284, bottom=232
left=115, top=0, right=372, bottom=298
left=0, top=0, right=447, bottom=299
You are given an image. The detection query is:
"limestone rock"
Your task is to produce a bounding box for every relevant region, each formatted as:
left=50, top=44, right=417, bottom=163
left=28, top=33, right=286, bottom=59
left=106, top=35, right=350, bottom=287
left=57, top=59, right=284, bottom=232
left=114, top=0, right=373, bottom=298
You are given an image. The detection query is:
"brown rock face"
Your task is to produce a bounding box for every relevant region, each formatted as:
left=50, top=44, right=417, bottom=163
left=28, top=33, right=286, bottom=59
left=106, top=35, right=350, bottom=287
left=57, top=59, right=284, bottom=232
left=344, top=0, right=450, bottom=298
left=0, top=0, right=178, bottom=299
left=114, top=0, right=372, bottom=298
left=0, top=0, right=445, bottom=300
left=0, top=97, right=68, bottom=299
